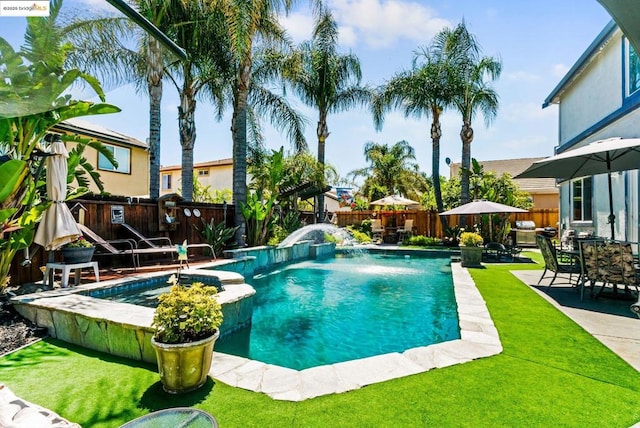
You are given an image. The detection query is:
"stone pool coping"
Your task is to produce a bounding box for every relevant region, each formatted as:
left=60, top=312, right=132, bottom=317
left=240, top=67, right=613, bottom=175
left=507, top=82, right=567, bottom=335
left=209, top=263, right=502, bottom=401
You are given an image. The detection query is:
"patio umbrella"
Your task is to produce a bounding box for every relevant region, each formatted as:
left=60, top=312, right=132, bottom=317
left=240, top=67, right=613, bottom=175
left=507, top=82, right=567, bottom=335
left=597, top=0, right=640, bottom=53
left=516, top=137, right=640, bottom=239
left=34, top=137, right=81, bottom=251
left=370, top=195, right=420, bottom=207
left=441, top=200, right=528, bottom=242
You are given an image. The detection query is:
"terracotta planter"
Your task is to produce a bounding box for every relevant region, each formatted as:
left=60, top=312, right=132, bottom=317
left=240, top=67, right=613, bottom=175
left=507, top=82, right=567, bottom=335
left=151, top=330, right=219, bottom=394
left=460, top=246, right=483, bottom=268
left=61, top=246, right=95, bottom=264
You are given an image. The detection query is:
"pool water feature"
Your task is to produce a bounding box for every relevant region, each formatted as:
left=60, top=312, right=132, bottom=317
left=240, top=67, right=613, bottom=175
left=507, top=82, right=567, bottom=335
left=216, top=254, right=459, bottom=370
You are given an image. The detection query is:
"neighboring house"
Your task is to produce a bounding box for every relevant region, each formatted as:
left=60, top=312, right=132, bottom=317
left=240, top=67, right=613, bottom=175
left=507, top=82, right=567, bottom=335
left=543, top=20, right=640, bottom=242
left=449, top=158, right=559, bottom=209
left=53, top=118, right=149, bottom=197
left=160, top=158, right=233, bottom=197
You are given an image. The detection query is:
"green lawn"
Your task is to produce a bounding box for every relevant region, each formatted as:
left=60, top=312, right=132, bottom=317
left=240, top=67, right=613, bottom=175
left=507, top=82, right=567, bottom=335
left=2, top=253, right=639, bottom=427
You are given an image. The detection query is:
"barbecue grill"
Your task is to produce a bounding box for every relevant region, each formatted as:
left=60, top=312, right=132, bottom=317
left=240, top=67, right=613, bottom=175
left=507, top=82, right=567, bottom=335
left=511, top=220, right=556, bottom=246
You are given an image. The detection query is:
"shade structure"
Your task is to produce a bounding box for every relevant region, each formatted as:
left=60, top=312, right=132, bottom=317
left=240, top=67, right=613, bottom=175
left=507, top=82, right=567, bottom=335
left=597, top=0, right=640, bottom=53
left=440, top=200, right=528, bottom=216
left=516, top=137, right=640, bottom=239
left=370, top=195, right=420, bottom=207
left=34, top=139, right=81, bottom=251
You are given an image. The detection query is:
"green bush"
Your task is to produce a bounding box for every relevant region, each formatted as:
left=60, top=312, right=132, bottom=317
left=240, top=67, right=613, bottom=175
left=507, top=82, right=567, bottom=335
left=152, top=279, right=223, bottom=344
left=347, top=227, right=372, bottom=244
left=193, top=218, right=239, bottom=255
left=403, top=235, right=442, bottom=247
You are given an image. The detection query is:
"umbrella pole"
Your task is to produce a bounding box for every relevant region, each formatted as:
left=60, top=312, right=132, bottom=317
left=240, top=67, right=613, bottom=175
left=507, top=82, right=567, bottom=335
left=607, top=172, right=615, bottom=239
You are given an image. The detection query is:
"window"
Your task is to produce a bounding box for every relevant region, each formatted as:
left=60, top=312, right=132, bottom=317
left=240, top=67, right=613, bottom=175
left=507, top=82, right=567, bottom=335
left=162, top=174, right=172, bottom=190
left=626, top=40, right=640, bottom=96
left=198, top=170, right=209, bottom=176
left=98, top=144, right=130, bottom=173
left=572, top=177, right=593, bottom=222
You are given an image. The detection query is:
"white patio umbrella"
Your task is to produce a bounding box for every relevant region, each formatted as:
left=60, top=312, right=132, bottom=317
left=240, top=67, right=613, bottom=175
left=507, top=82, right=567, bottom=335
left=441, top=200, right=528, bottom=242
left=516, top=137, right=640, bottom=239
left=370, top=195, right=420, bottom=208
left=34, top=138, right=81, bottom=251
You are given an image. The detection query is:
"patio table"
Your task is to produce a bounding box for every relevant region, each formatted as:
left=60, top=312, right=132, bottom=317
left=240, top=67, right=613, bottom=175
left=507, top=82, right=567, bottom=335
left=119, top=407, right=218, bottom=428
left=43, top=261, right=99, bottom=288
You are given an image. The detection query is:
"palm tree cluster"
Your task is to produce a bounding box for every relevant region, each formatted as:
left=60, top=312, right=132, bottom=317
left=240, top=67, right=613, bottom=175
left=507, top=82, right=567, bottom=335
left=9, top=1, right=503, bottom=244
left=373, top=21, right=501, bottom=228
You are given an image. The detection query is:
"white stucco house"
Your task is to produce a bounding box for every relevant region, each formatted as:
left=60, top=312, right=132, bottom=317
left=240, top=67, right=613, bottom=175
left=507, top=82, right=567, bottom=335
left=544, top=20, right=640, bottom=242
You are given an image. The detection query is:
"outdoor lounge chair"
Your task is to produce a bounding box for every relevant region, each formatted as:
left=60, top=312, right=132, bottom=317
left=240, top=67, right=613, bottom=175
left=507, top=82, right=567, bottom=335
left=77, top=223, right=176, bottom=269
left=121, top=222, right=216, bottom=260
left=536, top=234, right=581, bottom=287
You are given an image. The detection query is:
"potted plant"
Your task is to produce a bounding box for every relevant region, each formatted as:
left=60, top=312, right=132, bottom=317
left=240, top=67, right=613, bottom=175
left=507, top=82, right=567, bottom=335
left=458, top=231, right=484, bottom=268
left=151, top=276, right=224, bottom=394
left=61, top=237, right=95, bottom=264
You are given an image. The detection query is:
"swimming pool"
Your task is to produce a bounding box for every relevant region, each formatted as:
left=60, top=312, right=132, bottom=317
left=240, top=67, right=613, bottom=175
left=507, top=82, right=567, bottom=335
left=216, top=253, right=459, bottom=370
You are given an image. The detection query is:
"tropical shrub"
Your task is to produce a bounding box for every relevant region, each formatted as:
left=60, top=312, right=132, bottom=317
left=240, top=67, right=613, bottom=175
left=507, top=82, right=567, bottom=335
left=193, top=218, right=239, bottom=255
left=403, top=235, right=442, bottom=247
left=152, top=278, right=223, bottom=344
left=346, top=227, right=372, bottom=244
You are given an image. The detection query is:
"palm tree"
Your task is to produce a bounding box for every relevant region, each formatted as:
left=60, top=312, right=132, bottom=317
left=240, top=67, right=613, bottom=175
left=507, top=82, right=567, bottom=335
left=443, top=22, right=501, bottom=207
left=372, top=31, right=459, bottom=229
left=350, top=140, right=427, bottom=202
left=215, top=0, right=310, bottom=244
left=285, top=8, right=371, bottom=222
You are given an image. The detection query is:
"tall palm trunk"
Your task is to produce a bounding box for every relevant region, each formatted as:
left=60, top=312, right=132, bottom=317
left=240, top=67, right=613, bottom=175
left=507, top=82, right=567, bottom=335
left=431, top=108, right=448, bottom=230
left=147, top=37, right=163, bottom=199
left=316, top=110, right=329, bottom=223
left=460, top=120, right=474, bottom=224
left=232, top=58, right=252, bottom=244
left=179, top=71, right=196, bottom=202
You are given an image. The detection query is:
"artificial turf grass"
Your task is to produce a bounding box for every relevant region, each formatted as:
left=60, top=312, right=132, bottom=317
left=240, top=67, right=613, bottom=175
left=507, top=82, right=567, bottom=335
left=2, top=260, right=640, bottom=427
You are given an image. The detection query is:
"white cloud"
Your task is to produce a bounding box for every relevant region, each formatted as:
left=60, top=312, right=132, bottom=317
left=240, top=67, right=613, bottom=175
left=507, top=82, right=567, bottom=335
left=501, top=102, right=555, bottom=122
left=280, top=12, right=315, bottom=43
left=505, top=71, right=541, bottom=82
left=328, top=0, right=451, bottom=49
left=552, top=63, right=570, bottom=78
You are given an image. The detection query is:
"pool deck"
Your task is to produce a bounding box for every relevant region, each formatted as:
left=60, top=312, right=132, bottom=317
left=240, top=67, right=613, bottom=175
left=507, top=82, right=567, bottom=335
left=208, top=263, right=503, bottom=401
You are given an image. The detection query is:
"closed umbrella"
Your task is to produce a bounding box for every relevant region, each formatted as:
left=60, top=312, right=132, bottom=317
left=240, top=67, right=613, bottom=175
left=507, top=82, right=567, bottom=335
left=441, top=200, right=528, bottom=242
left=34, top=137, right=81, bottom=250
left=516, top=137, right=640, bottom=239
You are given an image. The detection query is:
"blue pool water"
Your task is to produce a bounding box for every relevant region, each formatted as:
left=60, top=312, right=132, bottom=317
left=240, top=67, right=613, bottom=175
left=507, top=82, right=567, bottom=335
left=216, top=254, right=459, bottom=370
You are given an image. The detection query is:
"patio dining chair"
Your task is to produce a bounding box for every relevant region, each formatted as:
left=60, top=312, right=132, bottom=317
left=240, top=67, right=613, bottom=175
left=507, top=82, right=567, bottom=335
left=371, top=219, right=383, bottom=243
left=483, top=242, right=522, bottom=262
left=397, top=219, right=414, bottom=243
left=536, top=234, right=581, bottom=287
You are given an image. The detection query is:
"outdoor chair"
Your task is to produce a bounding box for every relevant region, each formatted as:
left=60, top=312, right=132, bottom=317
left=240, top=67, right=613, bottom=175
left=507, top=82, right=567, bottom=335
left=483, top=242, right=522, bottom=262
left=121, top=223, right=173, bottom=249
left=397, top=219, right=414, bottom=243
left=536, top=234, right=581, bottom=287
left=121, top=223, right=216, bottom=260
left=77, top=223, right=176, bottom=269
left=371, top=219, right=383, bottom=243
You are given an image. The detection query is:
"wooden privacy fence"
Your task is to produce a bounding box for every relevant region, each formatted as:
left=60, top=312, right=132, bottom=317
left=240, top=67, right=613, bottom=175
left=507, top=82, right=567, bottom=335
left=335, top=208, right=559, bottom=238
left=9, top=195, right=235, bottom=286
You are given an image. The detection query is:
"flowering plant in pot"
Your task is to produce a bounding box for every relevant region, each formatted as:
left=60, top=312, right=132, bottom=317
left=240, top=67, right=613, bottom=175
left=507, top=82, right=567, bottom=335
left=151, top=276, right=224, bottom=394
left=61, top=237, right=95, bottom=263
left=458, top=231, right=484, bottom=267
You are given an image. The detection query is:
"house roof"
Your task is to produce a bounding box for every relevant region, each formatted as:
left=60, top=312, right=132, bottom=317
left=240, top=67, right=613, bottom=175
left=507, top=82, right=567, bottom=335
left=160, top=158, right=233, bottom=171
left=54, top=118, right=147, bottom=149
left=449, top=157, right=558, bottom=193
left=543, top=20, right=618, bottom=108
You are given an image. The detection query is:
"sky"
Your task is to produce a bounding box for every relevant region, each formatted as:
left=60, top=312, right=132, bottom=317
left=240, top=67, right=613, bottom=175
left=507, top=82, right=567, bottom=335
left=1, top=0, right=614, bottom=186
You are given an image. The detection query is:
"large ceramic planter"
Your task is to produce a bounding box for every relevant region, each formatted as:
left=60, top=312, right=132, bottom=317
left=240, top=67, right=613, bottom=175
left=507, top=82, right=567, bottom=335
left=61, top=246, right=95, bottom=264
left=460, top=246, right=483, bottom=268
left=151, top=330, right=219, bottom=394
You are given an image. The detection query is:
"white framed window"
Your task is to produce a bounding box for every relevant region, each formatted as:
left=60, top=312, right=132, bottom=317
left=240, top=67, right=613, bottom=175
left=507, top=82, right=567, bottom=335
left=198, top=170, right=209, bottom=176
left=626, top=39, right=640, bottom=97
left=98, top=144, right=130, bottom=174
left=162, top=174, right=172, bottom=190
left=572, top=177, right=593, bottom=222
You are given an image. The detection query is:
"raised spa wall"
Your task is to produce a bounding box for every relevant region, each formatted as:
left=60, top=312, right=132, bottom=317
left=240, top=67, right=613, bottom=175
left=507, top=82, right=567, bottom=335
left=11, top=241, right=336, bottom=364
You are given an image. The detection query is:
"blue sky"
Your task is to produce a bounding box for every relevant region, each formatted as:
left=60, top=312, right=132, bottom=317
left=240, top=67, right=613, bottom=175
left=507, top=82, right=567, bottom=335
left=1, top=0, right=613, bottom=185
